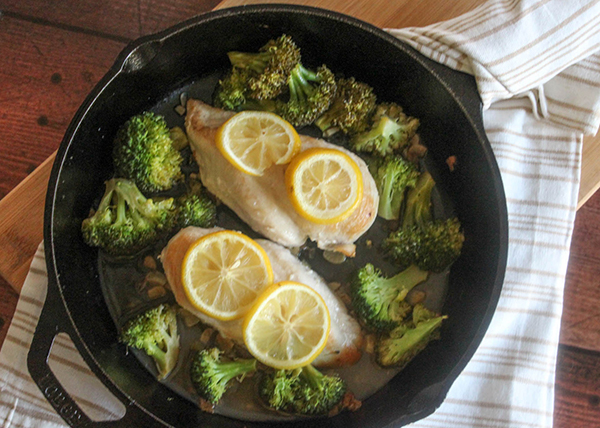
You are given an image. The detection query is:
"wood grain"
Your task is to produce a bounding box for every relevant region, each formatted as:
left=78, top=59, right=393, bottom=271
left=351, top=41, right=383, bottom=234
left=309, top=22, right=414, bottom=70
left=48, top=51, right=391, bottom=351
left=0, top=155, right=54, bottom=293
left=0, top=14, right=126, bottom=200
left=1, top=0, right=221, bottom=41
left=579, top=139, right=600, bottom=209
left=561, top=191, right=600, bottom=352
left=555, top=345, right=600, bottom=427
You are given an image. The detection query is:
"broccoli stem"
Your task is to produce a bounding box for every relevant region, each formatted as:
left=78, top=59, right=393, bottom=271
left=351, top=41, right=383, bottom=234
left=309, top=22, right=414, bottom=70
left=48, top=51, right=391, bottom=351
left=145, top=342, right=168, bottom=373
left=95, top=180, right=116, bottom=214
left=314, top=104, right=338, bottom=132
left=379, top=168, right=404, bottom=220
left=298, top=364, right=324, bottom=390
left=289, top=64, right=318, bottom=102
left=114, top=189, right=128, bottom=226
left=403, top=171, right=435, bottom=229
left=288, top=77, right=303, bottom=102
left=114, top=180, right=155, bottom=229
left=116, top=179, right=148, bottom=209
left=381, top=265, right=429, bottom=301
left=216, top=359, right=258, bottom=384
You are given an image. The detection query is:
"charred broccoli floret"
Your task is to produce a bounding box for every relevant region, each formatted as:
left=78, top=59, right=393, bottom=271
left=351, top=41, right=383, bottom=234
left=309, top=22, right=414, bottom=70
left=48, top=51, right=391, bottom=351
left=314, top=77, right=377, bottom=136
left=81, top=178, right=175, bottom=255
left=119, top=304, right=180, bottom=379
left=276, top=63, right=337, bottom=127
left=376, top=304, right=447, bottom=368
left=385, top=217, right=464, bottom=273
left=259, top=365, right=346, bottom=415
left=113, top=112, right=183, bottom=193
left=191, top=347, right=257, bottom=404
left=175, top=176, right=217, bottom=229
left=227, top=34, right=301, bottom=100
left=351, top=263, right=428, bottom=332
left=213, top=35, right=301, bottom=110
left=370, top=155, right=420, bottom=220
left=383, top=171, right=465, bottom=272
left=351, top=103, right=420, bottom=157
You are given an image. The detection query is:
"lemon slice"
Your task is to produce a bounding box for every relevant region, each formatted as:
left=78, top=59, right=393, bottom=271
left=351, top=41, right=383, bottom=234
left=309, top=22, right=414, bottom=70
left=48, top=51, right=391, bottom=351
left=216, top=111, right=301, bottom=176
left=242, top=281, right=330, bottom=370
left=285, top=148, right=363, bottom=224
left=181, top=230, right=274, bottom=321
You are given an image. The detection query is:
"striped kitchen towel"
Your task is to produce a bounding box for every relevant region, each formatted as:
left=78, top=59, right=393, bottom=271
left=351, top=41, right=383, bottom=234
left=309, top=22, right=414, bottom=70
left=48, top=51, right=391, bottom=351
left=388, top=0, right=600, bottom=427
left=0, top=244, right=125, bottom=426
left=0, top=0, right=599, bottom=427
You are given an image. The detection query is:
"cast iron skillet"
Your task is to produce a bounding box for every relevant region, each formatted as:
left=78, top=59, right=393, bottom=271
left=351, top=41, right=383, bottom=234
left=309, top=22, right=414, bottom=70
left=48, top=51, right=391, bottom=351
left=28, top=5, right=508, bottom=428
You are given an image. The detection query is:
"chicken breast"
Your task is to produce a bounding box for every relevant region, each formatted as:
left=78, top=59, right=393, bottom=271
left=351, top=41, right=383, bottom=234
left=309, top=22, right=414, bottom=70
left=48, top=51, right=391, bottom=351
left=161, top=226, right=363, bottom=368
left=185, top=99, right=379, bottom=256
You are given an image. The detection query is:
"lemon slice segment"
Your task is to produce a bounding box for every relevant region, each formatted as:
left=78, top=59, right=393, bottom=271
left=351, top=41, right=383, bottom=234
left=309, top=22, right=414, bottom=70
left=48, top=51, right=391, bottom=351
left=242, top=281, right=330, bottom=370
left=216, top=111, right=301, bottom=176
left=181, top=230, right=274, bottom=321
left=285, top=148, right=363, bottom=224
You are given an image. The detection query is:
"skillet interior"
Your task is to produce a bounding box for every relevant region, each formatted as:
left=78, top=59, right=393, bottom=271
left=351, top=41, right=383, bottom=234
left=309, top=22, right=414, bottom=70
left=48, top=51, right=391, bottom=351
left=41, top=5, right=508, bottom=428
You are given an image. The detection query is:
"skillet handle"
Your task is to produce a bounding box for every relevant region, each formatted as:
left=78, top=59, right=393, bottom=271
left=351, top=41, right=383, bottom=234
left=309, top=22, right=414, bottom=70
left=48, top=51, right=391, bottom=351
left=27, top=277, right=163, bottom=427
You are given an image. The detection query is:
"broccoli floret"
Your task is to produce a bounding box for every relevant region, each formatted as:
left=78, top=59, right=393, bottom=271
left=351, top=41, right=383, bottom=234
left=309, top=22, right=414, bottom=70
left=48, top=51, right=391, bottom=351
left=294, top=365, right=347, bottom=415
left=259, top=368, right=300, bottom=411
left=113, top=112, right=183, bottom=194
left=175, top=177, right=217, bottom=229
left=351, top=103, right=420, bottom=157
left=370, top=156, right=420, bottom=220
left=119, top=304, right=180, bottom=379
left=259, top=365, right=346, bottom=415
left=213, top=67, right=254, bottom=111
left=191, top=348, right=257, bottom=404
left=214, top=70, right=280, bottom=111
left=351, top=263, right=429, bottom=332
left=227, top=35, right=301, bottom=100
left=277, top=63, right=337, bottom=127
left=314, top=77, right=377, bottom=136
left=385, top=218, right=465, bottom=273
left=176, top=194, right=216, bottom=229
left=383, top=171, right=465, bottom=272
left=376, top=303, right=447, bottom=368
left=81, top=178, right=176, bottom=255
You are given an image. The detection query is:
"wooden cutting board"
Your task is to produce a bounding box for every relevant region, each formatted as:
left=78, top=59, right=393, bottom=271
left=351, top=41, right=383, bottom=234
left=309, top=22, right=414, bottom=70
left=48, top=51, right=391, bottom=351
left=1, top=0, right=598, bottom=293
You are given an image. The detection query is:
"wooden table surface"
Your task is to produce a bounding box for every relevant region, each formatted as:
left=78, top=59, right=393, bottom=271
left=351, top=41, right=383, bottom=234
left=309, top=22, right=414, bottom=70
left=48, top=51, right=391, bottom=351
left=0, top=1, right=599, bottom=427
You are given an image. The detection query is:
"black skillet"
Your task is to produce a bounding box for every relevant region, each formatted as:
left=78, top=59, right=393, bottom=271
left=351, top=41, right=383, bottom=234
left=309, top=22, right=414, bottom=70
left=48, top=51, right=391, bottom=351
left=27, top=5, right=508, bottom=428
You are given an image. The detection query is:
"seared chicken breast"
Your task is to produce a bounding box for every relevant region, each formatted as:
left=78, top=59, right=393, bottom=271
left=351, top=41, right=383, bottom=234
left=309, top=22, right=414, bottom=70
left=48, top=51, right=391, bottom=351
left=185, top=99, right=378, bottom=256
left=161, top=226, right=363, bottom=368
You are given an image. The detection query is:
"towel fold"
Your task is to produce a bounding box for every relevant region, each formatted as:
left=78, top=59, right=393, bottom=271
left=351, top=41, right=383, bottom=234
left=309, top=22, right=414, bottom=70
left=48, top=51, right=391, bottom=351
left=390, top=0, right=600, bottom=135
left=1, top=0, right=599, bottom=426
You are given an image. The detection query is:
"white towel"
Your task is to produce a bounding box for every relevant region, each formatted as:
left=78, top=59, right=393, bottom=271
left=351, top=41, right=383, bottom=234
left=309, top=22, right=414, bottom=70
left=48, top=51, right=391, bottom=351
left=388, top=0, right=600, bottom=426
left=1, top=1, right=600, bottom=426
